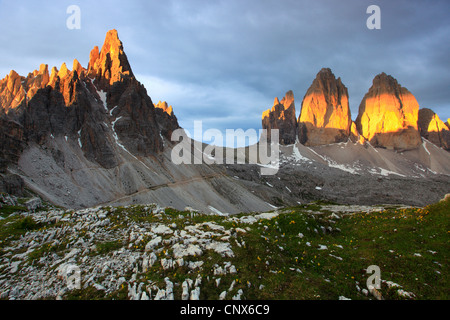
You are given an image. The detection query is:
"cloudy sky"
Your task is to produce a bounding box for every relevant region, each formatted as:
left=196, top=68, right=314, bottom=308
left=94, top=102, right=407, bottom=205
left=1, top=0, right=449, bottom=144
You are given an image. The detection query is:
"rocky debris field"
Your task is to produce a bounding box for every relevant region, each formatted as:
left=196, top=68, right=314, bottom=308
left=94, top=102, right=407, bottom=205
left=0, top=194, right=448, bottom=300
left=225, top=145, right=450, bottom=209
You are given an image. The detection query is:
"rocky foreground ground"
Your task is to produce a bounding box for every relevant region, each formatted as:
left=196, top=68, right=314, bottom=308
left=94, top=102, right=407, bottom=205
left=0, top=194, right=448, bottom=300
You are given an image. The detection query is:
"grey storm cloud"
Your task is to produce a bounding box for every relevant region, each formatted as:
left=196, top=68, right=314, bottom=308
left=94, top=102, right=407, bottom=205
left=1, top=0, right=449, bottom=138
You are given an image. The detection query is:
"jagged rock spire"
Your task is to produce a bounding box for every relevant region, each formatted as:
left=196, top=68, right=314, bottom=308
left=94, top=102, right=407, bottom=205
left=0, top=70, right=26, bottom=111
left=155, top=101, right=174, bottom=116
left=262, top=90, right=297, bottom=145
left=88, top=29, right=133, bottom=89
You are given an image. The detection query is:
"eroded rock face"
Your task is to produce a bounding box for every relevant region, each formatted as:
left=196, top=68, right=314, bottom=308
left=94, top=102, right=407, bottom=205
left=0, top=117, right=24, bottom=167
left=0, top=70, right=26, bottom=112
left=154, top=101, right=180, bottom=139
left=262, top=90, right=297, bottom=145
left=355, top=73, right=421, bottom=150
left=87, top=29, right=133, bottom=90
left=298, top=68, right=352, bottom=146
left=418, top=108, right=450, bottom=150
left=0, top=29, right=180, bottom=173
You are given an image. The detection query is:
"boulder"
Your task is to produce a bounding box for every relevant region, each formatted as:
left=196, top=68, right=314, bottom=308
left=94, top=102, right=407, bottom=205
left=25, top=197, right=42, bottom=211
left=440, top=194, right=450, bottom=202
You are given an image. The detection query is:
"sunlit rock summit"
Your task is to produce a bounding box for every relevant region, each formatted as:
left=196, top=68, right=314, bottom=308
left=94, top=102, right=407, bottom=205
left=355, top=72, right=422, bottom=151
left=0, top=29, right=274, bottom=214
left=0, top=29, right=179, bottom=170
left=298, top=68, right=354, bottom=146
left=261, top=68, right=448, bottom=154
left=418, top=108, right=450, bottom=150
left=262, top=90, right=297, bottom=144
left=87, top=29, right=134, bottom=89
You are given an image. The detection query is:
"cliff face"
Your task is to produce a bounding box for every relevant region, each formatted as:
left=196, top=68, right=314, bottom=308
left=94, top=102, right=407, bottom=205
left=0, top=29, right=180, bottom=170
left=298, top=68, right=353, bottom=146
left=154, top=101, right=180, bottom=141
left=87, top=29, right=134, bottom=90
left=418, top=108, right=450, bottom=150
left=262, top=90, right=297, bottom=145
left=355, top=73, right=422, bottom=151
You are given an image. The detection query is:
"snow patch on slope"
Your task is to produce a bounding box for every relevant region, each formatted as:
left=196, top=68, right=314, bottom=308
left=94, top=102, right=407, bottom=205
left=97, top=90, right=108, bottom=112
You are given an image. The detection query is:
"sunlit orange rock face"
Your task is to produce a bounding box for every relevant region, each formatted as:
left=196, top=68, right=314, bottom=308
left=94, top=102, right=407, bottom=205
left=0, top=64, right=56, bottom=113
left=298, top=68, right=352, bottom=146
left=87, top=29, right=133, bottom=90
left=262, top=90, right=297, bottom=144
left=155, top=101, right=174, bottom=116
left=0, top=29, right=180, bottom=171
left=418, top=108, right=450, bottom=150
left=25, top=64, right=50, bottom=99
left=0, top=70, right=26, bottom=112
left=154, top=101, right=179, bottom=139
left=355, top=73, right=421, bottom=150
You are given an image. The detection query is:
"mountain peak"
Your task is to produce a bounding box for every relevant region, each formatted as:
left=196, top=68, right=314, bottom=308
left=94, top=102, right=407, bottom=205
left=319, top=67, right=333, bottom=74
left=355, top=73, right=421, bottom=150
left=88, top=29, right=133, bottom=88
left=102, top=29, right=121, bottom=51
left=155, top=101, right=174, bottom=116
left=0, top=70, right=25, bottom=111
left=418, top=108, right=450, bottom=150
left=273, top=97, right=280, bottom=107
left=262, top=90, right=297, bottom=145
left=298, top=68, right=352, bottom=146
left=73, top=59, right=82, bottom=75
left=280, top=90, right=295, bottom=109
left=58, top=62, right=69, bottom=79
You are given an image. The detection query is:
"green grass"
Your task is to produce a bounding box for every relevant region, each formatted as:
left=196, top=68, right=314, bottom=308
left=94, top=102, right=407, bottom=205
left=94, top=240, right=124, bottom=255
left=221, top=200, right=449, bottom=300
left=2, top=196, right=447, bottom=300
left=0, top=205, right=27, bottom=218
left=0, top=215, right=41, bottom=243
left=109, top=199, right=448, bottom=300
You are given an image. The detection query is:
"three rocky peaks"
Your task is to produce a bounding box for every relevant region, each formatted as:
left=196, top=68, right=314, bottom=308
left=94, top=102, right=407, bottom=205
left=0, top=29, right=179, bottom=171
left=262, top=68, right=450, bottom=151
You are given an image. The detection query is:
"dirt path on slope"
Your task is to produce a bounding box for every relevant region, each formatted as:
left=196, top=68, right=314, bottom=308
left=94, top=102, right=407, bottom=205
left=98, top=172, right=227, bottom=207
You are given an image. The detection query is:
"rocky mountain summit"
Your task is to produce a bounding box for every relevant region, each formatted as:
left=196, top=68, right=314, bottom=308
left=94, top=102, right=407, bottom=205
left=0, top=29, right=179, bottom=172
left=298, top=68, right=354, bottom=146
left=355, top=72, right=422, bottom=151
left=0, top=30, right=274, bottom=214
left=261, top=90, right=297, bottom=144
left=418, top=108, right=450, bottom=151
